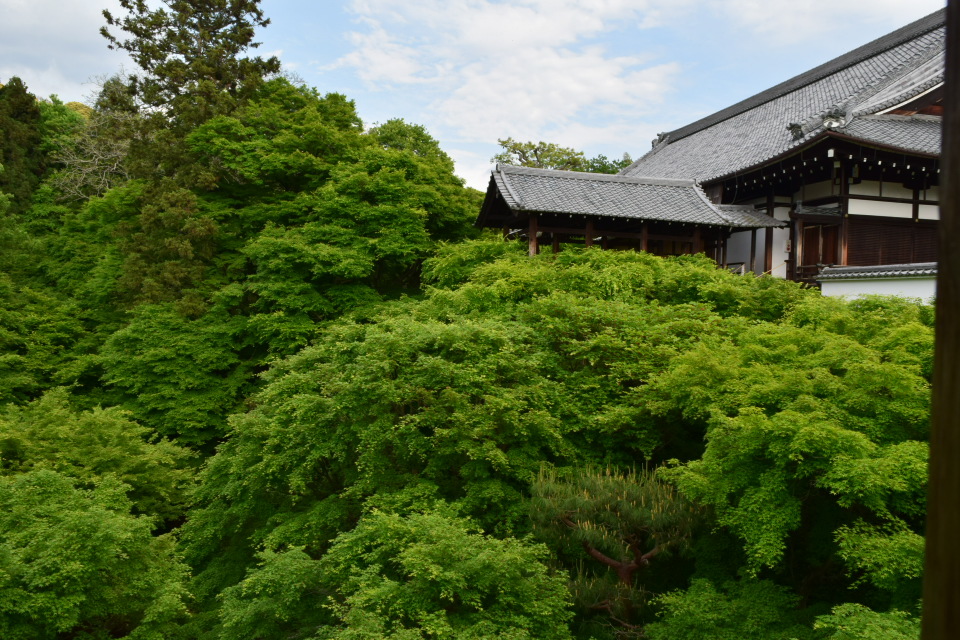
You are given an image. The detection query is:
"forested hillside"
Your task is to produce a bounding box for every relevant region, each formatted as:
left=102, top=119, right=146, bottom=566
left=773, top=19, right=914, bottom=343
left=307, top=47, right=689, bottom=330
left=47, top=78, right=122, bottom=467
left=0, top=2, right=931, bottom=638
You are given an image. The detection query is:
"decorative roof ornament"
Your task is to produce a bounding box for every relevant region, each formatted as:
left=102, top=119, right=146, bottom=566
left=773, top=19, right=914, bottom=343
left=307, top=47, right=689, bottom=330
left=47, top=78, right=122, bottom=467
left=787, top=122, right=805, bottom=140
left=821, top=107, right=847, bottom=129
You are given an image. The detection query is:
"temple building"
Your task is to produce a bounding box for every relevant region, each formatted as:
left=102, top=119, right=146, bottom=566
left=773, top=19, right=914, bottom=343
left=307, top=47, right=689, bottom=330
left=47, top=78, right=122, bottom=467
left=476, top=8, right=945, bottom=288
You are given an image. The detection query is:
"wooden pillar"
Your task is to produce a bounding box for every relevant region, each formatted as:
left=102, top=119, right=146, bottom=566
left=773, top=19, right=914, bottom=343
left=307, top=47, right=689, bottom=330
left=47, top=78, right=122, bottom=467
left=641, top=222, right=648, bottom=252
left=693, top=227, right=702, bottom=254
left=749, top=228, right=758, bottom=273
left=721, top=232, right=728, bottom=267
left=840, top=217, right=849, bottom=265
left=922, top=2, right=960, bottom=638
left=794, top=218, right=804, bottom=278
left=838, top=161, right=849, bottom=267
left=838, top=164, right=850, bottom=265
left=552, top=234, right=560, bottom=254
left=764, top=194, right=775, bottom=274
left=585, top=219, right=595, bottom=248
left=528, top=214, right=539, bottom=256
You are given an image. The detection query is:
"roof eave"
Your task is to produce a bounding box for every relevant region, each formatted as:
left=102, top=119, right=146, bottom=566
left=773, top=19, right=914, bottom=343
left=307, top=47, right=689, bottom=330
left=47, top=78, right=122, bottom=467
left=701, top=129, right=940, bottom=186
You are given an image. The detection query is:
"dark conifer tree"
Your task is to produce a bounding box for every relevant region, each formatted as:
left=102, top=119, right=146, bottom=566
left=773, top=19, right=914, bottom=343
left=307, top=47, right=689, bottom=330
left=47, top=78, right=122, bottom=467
left=0, top=77, right=44, bottom=214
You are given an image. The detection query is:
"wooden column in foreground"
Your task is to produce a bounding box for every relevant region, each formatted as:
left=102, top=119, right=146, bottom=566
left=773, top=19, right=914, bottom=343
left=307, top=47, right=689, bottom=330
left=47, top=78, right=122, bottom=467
left=641, top=222, right=648, bottom=252
left=921, top=2, right=960, bottom=638
left=585, top=219, right=595, bottom=248
left=749, top=229, right=757, bottom=273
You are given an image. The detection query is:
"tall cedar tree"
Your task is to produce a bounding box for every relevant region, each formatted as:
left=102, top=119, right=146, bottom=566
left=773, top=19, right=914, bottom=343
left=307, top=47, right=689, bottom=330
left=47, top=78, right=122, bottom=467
left=101, top=0, right=280, bottom=124
left=101, top=0, right=280, bottom=181
left=99, top=1, right=280, bottom=305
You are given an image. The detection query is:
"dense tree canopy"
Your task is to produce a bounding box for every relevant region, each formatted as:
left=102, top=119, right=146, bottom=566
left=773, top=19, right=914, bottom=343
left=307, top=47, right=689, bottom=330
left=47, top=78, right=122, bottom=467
left=0, top=1, right=933, bottom=637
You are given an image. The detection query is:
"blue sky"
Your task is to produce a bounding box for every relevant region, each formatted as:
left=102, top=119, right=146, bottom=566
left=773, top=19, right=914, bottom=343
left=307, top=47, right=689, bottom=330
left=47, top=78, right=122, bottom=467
left=0, top=0, right=947, bottom=188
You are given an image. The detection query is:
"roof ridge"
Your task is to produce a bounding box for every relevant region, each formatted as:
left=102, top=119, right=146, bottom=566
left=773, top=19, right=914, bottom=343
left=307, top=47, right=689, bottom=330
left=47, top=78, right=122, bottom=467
left=662, top=8, right=946, bottom=144
left=847, top=39, right=944, bottom=116
left=496, top=163, right=695, bottom=187
left=858, top=113, right=941, bottom=122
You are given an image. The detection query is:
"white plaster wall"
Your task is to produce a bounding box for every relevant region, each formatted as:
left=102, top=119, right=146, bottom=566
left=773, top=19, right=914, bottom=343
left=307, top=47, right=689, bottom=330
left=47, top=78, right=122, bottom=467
left=883, top=182, right=915, bottom=199
left=800, top=180, right=835, bottom=201
left=770, top=226, right=791, bottom=278
left=919, top=204, right=940, bottom=220
left=848, top=199, right=913, bottom=217
left=725, top=230, right=755, bottom=271
left=820, top=277, right=936, bottom=302
left=769, top=206, right=791, bottom=278
left=849, top=181, right=881, bottom=196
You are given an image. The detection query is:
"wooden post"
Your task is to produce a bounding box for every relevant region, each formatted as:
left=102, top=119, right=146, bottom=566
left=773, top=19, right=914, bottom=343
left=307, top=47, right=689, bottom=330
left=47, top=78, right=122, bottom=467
left=839, top=165, right=850, bottom=265
left=921, top=2, right=960, bottom=638
left=721, top=232, right=728, bottom=267
left=794, top=218, right=804, bottom=278
left=552, top=233, right=560, bottom=254
left=528, top=214, right=539, bottom=256
left=585, top=219, right=595, bottom=248
left=765, top=194, right=775, bottom=274
left=641, top=222, right=648, bottom=252
left=840, top=217, right=849, bottom=265
left=693, top=227, right=702, bottom=254
left=749, top=228, right=757, bottom=273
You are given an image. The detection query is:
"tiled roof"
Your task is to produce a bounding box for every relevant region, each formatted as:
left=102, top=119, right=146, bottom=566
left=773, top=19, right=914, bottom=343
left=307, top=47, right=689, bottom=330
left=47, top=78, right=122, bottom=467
left=623, top=9, right=945, bottom=183
left=837, top=114, right=941, bottom=155
left=817, top=262, right=937, bottom=280
left=489, top=164, right=783, bottom=228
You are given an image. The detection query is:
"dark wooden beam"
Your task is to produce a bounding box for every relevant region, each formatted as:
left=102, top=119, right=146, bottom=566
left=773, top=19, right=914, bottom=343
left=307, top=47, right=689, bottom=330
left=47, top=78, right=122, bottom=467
left=803, top=194, right=939, bottom=207
left=921, top=2, right=960, bottom=638
left=750, top=229, right=757, bottom=273
left=585, top=219, right=595, bottom=248
left=641, top=222, right=649, bottom=252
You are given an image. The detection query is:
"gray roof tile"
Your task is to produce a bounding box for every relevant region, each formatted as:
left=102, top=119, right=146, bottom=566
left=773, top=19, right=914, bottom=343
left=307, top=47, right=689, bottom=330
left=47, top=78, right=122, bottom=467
left=818, top=262, right=937, bottom=280
left=837, top=114, right=941, bottom=155
left=624, top=9, right=945, bottom=182
left=489, top=164, right=783, bottom=228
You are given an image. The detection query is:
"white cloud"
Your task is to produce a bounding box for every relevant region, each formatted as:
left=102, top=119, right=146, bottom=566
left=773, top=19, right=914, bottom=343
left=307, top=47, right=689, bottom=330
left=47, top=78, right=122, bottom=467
left=436, top=51, right=679, bottom=141
left=0, top=0, right=129, bottom=100
left=335, top=0, right=684, bottom=145
left=710, top=0, right=946, bottom=45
